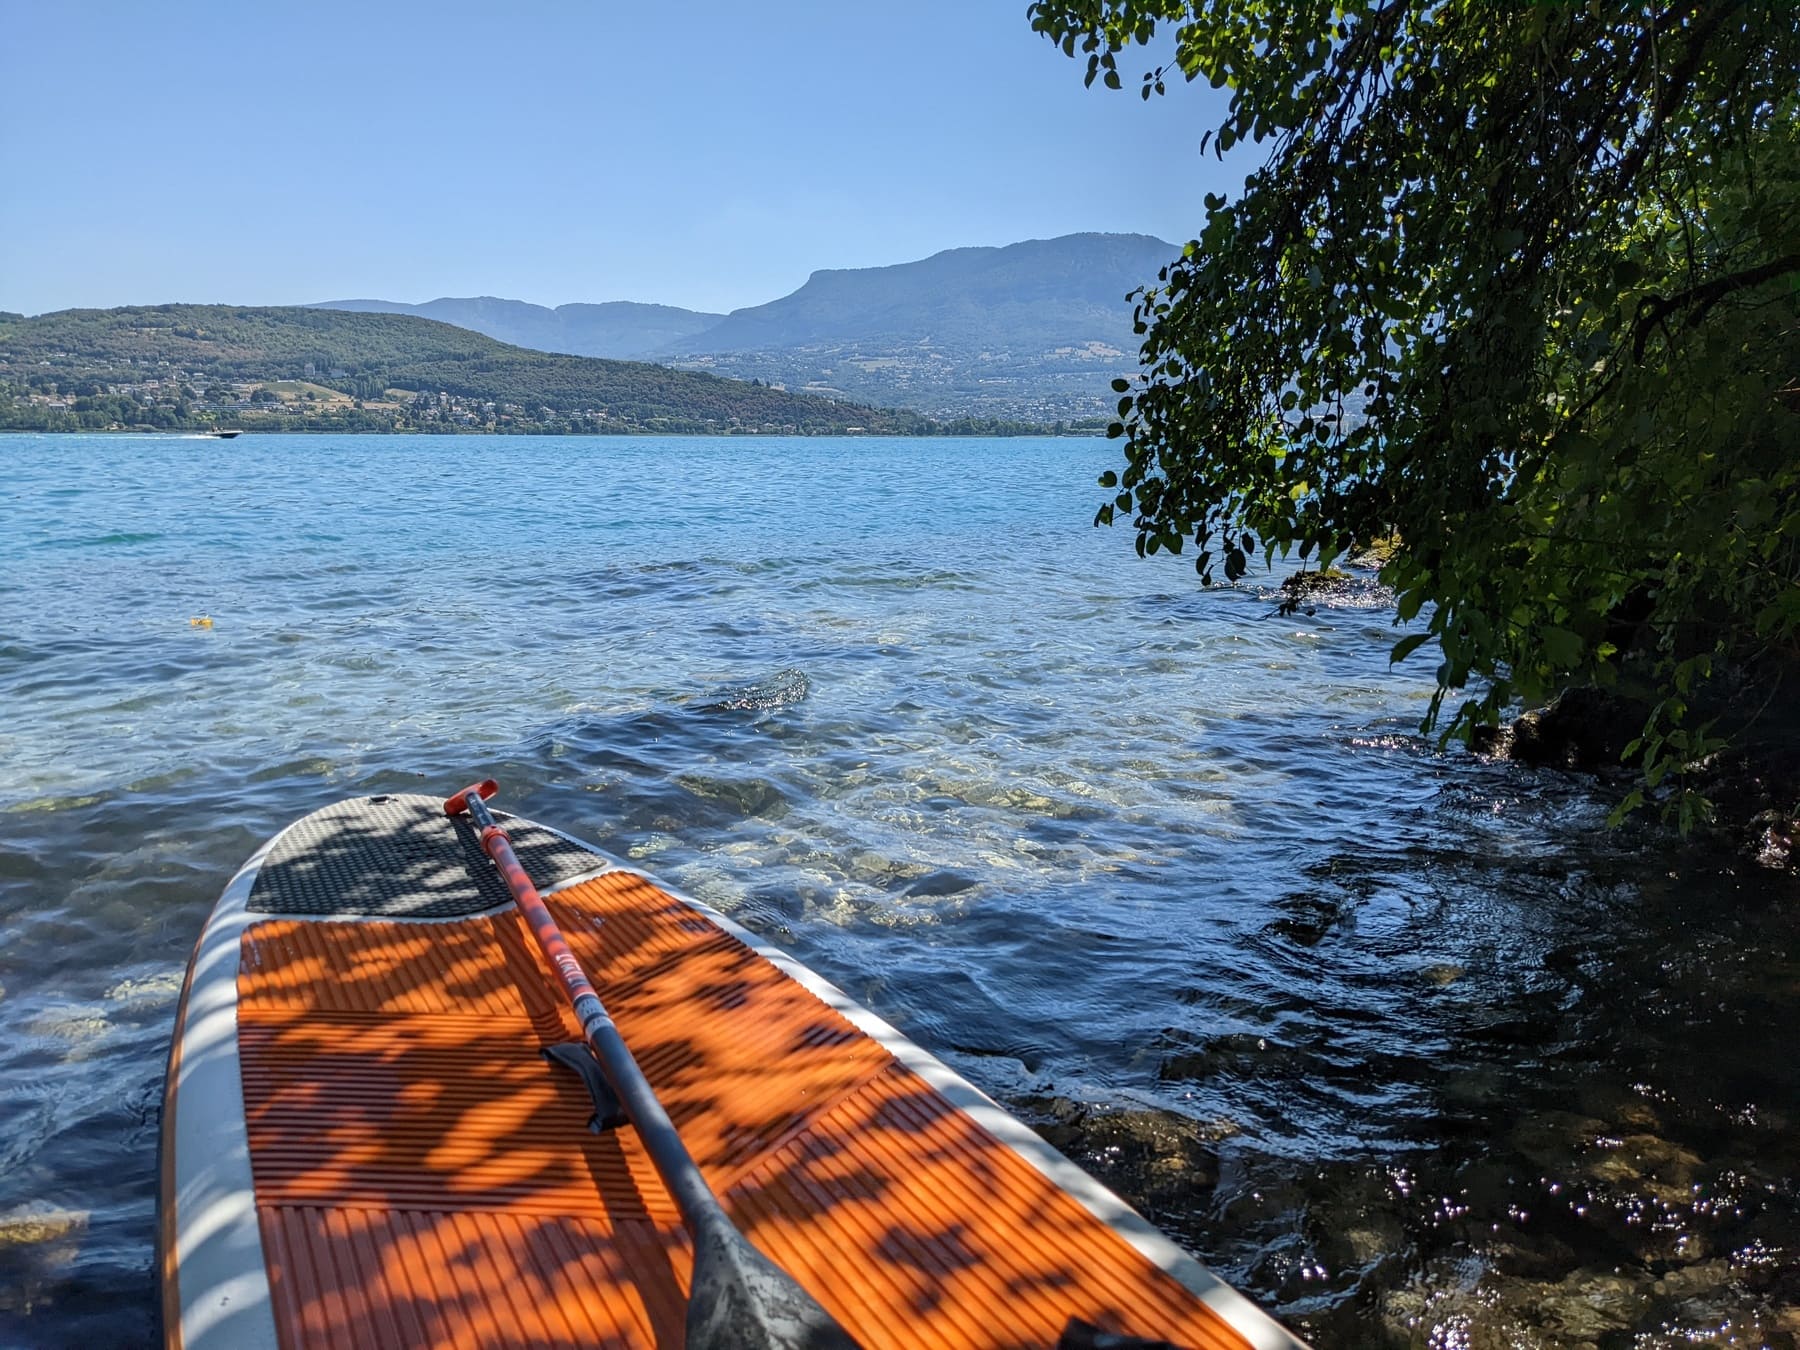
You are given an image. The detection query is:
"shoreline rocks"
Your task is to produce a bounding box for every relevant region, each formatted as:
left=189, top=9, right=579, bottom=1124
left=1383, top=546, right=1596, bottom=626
left=1468, top=687, right=1645, bottom=774
left=1470, top=687, right=1800, bottom=870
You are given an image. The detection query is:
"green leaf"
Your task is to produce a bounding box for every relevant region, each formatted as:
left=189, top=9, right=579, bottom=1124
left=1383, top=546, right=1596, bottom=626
left=1390, top=632, right=1432, bottom=663
left=1606, top=787, right=1646, bottom=826
left=1539, top=626, right=1583, bottom=668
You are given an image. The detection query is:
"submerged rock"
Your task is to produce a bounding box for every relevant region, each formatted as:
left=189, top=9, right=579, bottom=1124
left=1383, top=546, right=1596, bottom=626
left=105, top=971, right=183, bottom=1007
left=0, top=1208, right=87, bottom=1249
left=1750, top=808, right=1798, bottom=870
left=1020, top=1095, right=1231, bottom=1225
left=0, top=1207, right=88, bottom=1319
left=1469, top=687, right=1645, bottom=773
left=1652, top=1258, right=1733, bottom=1299
left=24, top=1004, right=112, bottom=1048
left=625, top=831, right=681, bottom=859
left=691, top=667, right=810, bottom=713
left=1281, top=567, right=1353, bottom=598
left=1536, top=1267, right=1655, bottom=1339
left=1346, top=535, right=1403, bottom=570
left=1379, top=1260, right=1685, bottom=1349
left=1277, top=568, right=1394, bottom=610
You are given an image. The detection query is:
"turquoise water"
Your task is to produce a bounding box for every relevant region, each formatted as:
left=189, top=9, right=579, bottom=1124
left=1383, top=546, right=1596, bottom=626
left=2, top=433, right=1797, bottom=1347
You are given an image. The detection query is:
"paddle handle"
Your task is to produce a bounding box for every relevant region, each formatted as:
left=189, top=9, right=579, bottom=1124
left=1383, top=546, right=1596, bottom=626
left=443, top=778, right=498, bottom=817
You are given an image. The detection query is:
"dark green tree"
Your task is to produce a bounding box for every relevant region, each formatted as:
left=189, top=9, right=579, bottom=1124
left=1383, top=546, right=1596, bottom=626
left=1033, top=0, right=1800, bottom=820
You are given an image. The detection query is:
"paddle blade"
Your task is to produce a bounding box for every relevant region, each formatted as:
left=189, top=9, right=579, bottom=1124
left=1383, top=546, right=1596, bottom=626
left=686, top=1217, right=860, bottom=1350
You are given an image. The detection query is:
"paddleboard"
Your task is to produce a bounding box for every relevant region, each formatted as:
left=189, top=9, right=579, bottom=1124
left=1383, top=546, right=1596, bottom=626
left=158, top=792, right=1307, bottom=1349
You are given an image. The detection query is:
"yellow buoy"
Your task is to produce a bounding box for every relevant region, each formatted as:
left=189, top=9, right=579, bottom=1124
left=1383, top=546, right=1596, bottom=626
left=189, top=616, right=214, bottom=629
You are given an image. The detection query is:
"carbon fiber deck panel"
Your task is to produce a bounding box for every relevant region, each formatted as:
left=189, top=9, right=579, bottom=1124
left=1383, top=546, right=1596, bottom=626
left=246, top=793, right=605, bottom=918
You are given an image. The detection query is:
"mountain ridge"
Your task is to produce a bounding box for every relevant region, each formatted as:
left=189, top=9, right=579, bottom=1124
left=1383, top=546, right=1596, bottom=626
left=313, top=296, right=724, bottom=360
left=668, top=232, right=1175, bottom=353
left=312, top=232, right=1176, bottom=420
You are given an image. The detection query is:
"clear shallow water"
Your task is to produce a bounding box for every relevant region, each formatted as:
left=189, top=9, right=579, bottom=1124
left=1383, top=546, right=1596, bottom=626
left=2, top=432, right=1797, bottom=1348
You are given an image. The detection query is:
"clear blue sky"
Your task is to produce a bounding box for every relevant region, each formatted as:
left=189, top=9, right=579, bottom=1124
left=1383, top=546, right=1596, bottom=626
left=0, top=1, right=1238, bottom=316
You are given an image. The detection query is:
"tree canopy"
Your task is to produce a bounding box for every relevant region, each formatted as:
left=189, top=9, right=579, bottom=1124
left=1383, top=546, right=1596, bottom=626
left=1033, top=0, right=1800, bottom=819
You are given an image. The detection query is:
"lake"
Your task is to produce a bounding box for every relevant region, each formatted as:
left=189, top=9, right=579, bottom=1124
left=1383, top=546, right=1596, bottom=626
left=2, top=432, right=1796, bottom=1346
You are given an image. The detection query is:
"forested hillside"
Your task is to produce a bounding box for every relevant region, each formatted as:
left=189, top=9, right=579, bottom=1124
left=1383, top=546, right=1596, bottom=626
left=0, top=305, right=944, bottom=434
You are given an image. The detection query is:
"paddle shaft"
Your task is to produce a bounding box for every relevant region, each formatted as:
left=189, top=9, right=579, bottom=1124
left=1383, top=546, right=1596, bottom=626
left=447, top=783, right=858, bottom=1346
left=456, top=788, right=730, bottom=1235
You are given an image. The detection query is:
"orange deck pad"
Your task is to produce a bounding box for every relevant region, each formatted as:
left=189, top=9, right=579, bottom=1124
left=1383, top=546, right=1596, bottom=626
left=236, top=871, right=1252, bottom=1349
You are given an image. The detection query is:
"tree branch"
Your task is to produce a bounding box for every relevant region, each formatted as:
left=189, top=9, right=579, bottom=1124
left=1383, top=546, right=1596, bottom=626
left=1632, top=252, right=1800, bottom=360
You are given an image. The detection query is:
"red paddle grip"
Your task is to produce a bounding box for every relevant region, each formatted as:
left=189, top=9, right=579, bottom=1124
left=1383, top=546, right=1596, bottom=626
left=443, top=778, right=499, bottom=816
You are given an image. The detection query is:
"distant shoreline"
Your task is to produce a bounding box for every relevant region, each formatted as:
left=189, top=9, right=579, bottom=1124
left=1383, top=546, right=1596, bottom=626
left=0, top=424, right=1095, bottom=439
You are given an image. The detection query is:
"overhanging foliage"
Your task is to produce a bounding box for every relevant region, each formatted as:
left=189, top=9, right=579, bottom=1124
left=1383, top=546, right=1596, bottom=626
left=1032, top=0, right=1800, bottom=819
